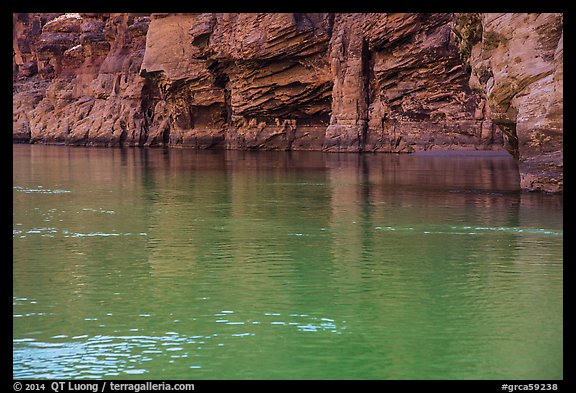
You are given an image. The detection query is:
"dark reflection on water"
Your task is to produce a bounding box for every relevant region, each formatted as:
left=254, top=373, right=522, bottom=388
left=13, top=145, right=562, bottom=379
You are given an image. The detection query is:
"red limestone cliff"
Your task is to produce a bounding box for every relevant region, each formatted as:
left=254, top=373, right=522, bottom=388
left=13, top=13, right=563, bottom=192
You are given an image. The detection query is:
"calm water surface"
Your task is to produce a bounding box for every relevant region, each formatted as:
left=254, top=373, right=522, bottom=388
left=13, top=145, right=563, bottom=379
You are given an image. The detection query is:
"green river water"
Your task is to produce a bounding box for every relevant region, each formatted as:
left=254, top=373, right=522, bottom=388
left=13, top=144, right=563, bottom=380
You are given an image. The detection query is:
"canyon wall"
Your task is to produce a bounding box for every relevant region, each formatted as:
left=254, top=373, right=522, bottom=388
left=454, top=13, right=563, bottom=192
left=13, top=13, right=563, bottom=192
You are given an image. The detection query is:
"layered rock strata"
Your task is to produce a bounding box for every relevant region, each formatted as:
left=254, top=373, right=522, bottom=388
left=13, top=13, right=563, bottom=192
left=454, top=13, right=563, bottom=193
left=13, top=13, right=150, bottom=146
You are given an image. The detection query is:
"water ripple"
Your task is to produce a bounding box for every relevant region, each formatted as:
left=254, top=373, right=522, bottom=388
left=14, top=186, right=71, bottom=194
left=13, top=228, right=148, bottom=238
left=80, top=208, right=116, bottom=214
left=13, top=309, right=350, bottom=379
left=372, top=225, right=562, bottom=236
left=13, top=333, right=199, bottom=379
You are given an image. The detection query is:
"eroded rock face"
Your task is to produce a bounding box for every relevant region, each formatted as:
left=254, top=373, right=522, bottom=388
left=359, top=13, right=498, bottom=153
left=13, top=13, right=150, bottom=147
left=455, top=13, right=563, bottom=192
left=139, top=12, right=495, bottom=153
left=13, top=13, right=563, bottom=192
left=141, top=13, right=334, bottom=150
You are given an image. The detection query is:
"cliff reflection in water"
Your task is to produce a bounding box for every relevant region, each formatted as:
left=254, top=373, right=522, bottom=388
left=13, top=145, right=562, bottom=379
